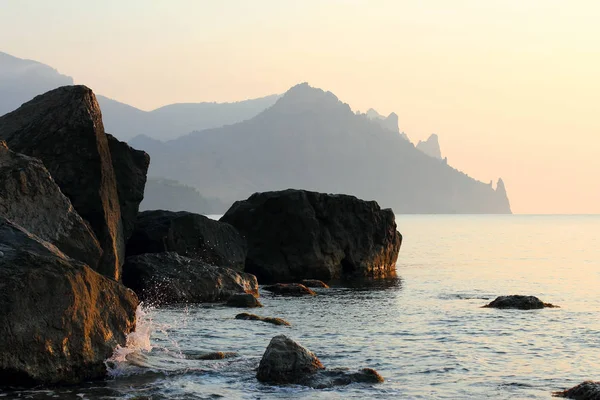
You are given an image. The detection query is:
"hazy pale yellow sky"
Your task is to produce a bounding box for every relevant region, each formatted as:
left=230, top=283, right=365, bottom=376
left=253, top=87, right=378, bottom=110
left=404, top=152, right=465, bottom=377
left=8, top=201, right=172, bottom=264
left=2, top=0, right=599, bottom=214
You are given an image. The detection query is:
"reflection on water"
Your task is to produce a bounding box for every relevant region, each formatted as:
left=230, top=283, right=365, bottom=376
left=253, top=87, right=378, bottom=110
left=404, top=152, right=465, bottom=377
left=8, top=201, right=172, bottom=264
left=2, top=215, right=600, bottom=399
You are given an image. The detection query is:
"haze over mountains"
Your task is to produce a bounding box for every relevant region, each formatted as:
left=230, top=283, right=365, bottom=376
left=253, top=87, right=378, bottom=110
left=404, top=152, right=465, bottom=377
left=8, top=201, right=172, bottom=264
left=0, top=51, right=511, bottom=214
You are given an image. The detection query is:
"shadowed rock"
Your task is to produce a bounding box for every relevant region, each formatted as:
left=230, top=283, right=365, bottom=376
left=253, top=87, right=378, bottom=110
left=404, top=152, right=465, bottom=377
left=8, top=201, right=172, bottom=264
left=263, top=283, right=316, bottom=296
left=256, top=335, right=383, bottom=388
left=183, top=351, right=239, bottom=360
left=483, top=295, right=558, bottom=310
left=0, top=141, right=102, bottom=267
left=0, top=85, right=124, bottom=280
left=226, top=293, right=263, bottom=308
left=235, top=313, right=290, bottom=326
left=0, top=217, right=138, bottom=386
left=106, top=133, right=150, bottom=242
left=127, top=210, right=247, bottom=271
left=553, top=381, right=600, bottom=399
left=221, top=189, right=402, bottom=283
left=122, top=252, right=258, bottom=305
left=300, top=279, right=329, bottom=288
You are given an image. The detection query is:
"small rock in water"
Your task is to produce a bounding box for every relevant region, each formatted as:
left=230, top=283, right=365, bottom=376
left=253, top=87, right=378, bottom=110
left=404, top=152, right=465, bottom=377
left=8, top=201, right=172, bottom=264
left=235, top=313, right=291, bottom=326
left=184, top=351, right=239, bottom=360
left=226, top=293, right=263, bottom=308
left=300, top=279, right=329, bottom=288
left=263, top=283, right=316, bottom=296
left=553, top=381, right=600, bottom=399
left=483, top=295, right=558, bottom=310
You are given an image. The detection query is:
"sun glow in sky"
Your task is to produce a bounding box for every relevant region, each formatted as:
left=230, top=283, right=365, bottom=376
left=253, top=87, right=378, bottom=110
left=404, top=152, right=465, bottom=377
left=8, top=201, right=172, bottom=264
left=2, top=0, right=599, bottom=214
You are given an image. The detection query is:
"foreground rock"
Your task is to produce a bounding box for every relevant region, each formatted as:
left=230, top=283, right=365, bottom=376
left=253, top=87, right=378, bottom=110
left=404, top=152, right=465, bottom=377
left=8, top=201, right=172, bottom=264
left=256, top=335, right=383, bottom=388
left=300, top=279, right=330, bottom=288
left=122, top=252, right=258, bottom=304
left=483, top=295, right=558, bottom=310
left=106, top=134, right=150, bottom=242
left=221, top=189, right=402, bottom=283
left=236, top=313, right=290, bottom=326
left=126, top=210, right=247, bottom=271
left=553, top=381, right=600, bottom=399
left=0, top=217, right=138, bottom=386
left=227, top=293, right=263, bottom=308
left=263, top=283, right=316, bottom=296
left=0, top=86, right=124, bottom=280
left=0, top=141, right=102, bottom=267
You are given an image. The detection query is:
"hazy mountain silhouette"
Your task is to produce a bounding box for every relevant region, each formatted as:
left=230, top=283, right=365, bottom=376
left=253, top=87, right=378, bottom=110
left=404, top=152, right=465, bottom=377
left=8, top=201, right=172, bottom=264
left=363, top=108, right=410, bottom=141
left=0, top=52, right=73, bottom=116
left=416, top=133, right=442, bottom=159
left=140, top=178, right=226, bottom=215
left=98, top=94, right=280, bottom=141
left=131, top=83, right=512, bottom=214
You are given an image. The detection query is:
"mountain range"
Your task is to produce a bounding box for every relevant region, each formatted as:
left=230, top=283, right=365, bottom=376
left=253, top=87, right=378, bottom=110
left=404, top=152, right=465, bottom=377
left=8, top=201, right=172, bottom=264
left=0, top=51, right=511, bottom=214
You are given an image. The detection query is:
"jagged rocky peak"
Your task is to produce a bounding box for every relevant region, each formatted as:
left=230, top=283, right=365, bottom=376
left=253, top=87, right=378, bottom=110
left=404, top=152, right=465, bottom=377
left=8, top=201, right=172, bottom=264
left=270, top=82, right=352, bottom=115
left=416, top=133, right=442, bottom=159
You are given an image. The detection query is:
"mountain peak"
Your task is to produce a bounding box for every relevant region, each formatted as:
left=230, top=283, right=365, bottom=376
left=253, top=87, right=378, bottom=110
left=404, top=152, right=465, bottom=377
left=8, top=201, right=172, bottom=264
left=416, top=134, right=442, bottom=159
left=269, top=83, right=352, bottom=115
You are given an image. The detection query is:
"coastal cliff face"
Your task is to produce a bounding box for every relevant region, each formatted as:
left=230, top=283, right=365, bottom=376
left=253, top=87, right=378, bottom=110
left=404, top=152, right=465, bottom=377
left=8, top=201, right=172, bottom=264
left=134, top=83, right=512, bottom=214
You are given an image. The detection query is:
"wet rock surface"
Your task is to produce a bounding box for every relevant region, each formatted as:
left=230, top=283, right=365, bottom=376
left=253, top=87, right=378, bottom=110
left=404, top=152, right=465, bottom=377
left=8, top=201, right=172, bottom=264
left=263, top=283, right=316, bottom=296
left=235, top=313, right=290, bottom=326
left=221, top=189, right=402, bottom=283
left=226, top=293, right=263, bottom=308
left=127, top=210, right=247, bottom=271
left=183, top=351, right=239, bottom=361
left=0, top=141, right=102, bottom=268
left=300, top=279, right=329, bottom=288
left=483, top=295, right=558, bottom=310
left=122, top=252, right=258, bottom=304
left=553, top=381, right=600, bottom=399
left=0, top=217, right=138, bottom=386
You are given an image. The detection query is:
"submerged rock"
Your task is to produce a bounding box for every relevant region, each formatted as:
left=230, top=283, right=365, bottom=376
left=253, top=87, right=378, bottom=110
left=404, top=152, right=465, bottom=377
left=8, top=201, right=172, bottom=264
left=0, top=217, right=138, bottom=386
left=300, top=279, right=330, bottom=288
left=0, top=86, right=125, bottom=280
left=235, top=313, right=290, bottom=326
left=0, top=141, right=102, bottom=268
left=256, top=335, right=383, bottom=388
left=483, top=295, right=558, bottom=310
left=184, top=351, right=239, bottom=360
left=122, top=252, right=258, bottom=304
left=263, top=283, right=316, bottom=296
left=553, top=381, right=600, bottom=399
left=226, top=293, right=263, bottom=308
left=221, top=189, right=402, bottom=283
left=126, top=210, right=247, bottom=271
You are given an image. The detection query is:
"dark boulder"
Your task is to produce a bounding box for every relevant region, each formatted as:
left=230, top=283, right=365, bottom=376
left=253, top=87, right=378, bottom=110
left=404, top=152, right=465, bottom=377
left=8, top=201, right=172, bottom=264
left=226, top=293, right=263, bottom=308
left=300, top=279, right=329, bottom=288
left=263, top=283, right=316, bottom=296
left=0, top=86, right=124, bottom=280
left=0, top=217, right=138, bottom=386
left=235, top=313, right=290, bottom=326
left=122, top=252, right=258, bottom=305
left=483, top=295, right=558, bottom=310
left=106, top=133, right=150, bottom=242
left=220, top=189, right=402, bottom=283
left=553, top=381, right=600, bottom=399
left=127, top=210, right=247, bottom=271
left=256, top=335, right=383, bottom=388
left=0, top=141, right=102, bottom=267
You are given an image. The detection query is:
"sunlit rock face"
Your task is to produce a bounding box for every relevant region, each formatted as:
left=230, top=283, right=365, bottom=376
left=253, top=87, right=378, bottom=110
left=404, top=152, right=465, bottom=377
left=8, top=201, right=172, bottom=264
left=122, top=252, right=258, bottom=305
left=0, top=142, right=102, bottom=267
left=221, top=189, right=402, bottom=284
left=0, top=85, right=149, bottom=280
left=0, top=217, right=138, bottom=386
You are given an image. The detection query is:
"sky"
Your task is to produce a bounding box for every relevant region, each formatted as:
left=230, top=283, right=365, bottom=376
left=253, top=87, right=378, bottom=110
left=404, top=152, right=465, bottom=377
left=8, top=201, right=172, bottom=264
left=1, top=0, right=599, bottom=214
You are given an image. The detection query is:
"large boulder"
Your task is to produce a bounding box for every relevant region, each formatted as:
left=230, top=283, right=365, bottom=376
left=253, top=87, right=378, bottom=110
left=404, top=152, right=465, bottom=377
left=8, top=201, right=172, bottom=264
left=0, top=142, right=102, bottom=267
left=554, top=381, right=600, bottom=399
left=126, top=210, right=247, bottom=271
left=226, top=293, right=263, bottom=308
left=483, top=295, right=558, bottom=310
left=0, top=86, right=124, bottom=280
left=0, top=217, right=138, bottom=386
left=122, top=252, right=258, bottom=304
left=106, top=133, right=150, bottom=242
left=220, top=189, right=402, bottom=283
left=256, top=335, right=383, bottom=388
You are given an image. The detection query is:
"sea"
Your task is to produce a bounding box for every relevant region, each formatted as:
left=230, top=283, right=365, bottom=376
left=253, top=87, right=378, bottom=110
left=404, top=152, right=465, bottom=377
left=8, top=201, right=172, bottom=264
left=3, top=215, right=599, bottom=399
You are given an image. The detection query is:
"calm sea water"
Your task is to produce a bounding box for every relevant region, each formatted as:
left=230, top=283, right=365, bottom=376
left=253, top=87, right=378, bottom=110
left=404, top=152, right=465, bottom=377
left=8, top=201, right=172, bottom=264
left=4, top=215, right=600, bottom=399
